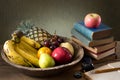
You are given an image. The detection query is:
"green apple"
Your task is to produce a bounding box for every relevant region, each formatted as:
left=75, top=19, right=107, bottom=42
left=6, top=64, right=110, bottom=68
left=60, top=42, right=74, bottom=56
left=39, top=53, right=55, bottom=68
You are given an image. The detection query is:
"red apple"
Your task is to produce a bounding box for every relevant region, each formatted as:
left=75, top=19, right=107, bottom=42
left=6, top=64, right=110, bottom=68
left=84, top=13, right=101, bottom=28
left=51, top=47, right=72, bottom=64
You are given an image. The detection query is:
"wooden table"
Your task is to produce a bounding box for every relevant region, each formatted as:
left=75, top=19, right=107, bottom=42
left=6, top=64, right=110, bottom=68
left=0, top=41, right=120, bottom=80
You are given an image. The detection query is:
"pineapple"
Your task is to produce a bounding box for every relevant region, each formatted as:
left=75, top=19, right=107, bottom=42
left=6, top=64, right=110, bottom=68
left=17, top=20, right=52, bottom=46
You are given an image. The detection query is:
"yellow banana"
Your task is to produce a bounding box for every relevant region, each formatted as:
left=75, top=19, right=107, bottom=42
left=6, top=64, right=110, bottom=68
left=3, top=40, right=31, bottom=66
left=15, top=43, right=39, bottom=67
left=20, top=36, right=41, bottom=49
left=19, top=40, right=38, bottom=58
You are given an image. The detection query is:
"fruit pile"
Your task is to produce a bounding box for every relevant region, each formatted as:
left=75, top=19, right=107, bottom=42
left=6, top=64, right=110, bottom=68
left=3, top=22, right=74, bottom=68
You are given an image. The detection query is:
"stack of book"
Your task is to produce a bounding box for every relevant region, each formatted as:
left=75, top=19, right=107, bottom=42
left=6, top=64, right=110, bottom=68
left=71, top=21, right=116, bottom=60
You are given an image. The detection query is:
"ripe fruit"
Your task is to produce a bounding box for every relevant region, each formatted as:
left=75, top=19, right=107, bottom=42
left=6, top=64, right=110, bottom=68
left=44, top=40, right=50, bottom=47
left=60, top=42, right=74, bottom=56
left=39, top=54, right=55, bottom=68
left=51, top=47, right=72, bottom=64
left=84, top=13, right=101, bottom=28
left=43, top=35, right=64, bottom=50
left=37, top=47, right=52, bottom=58
left=49, top=45, right=57, bottom=51
left=57, top=37, right=64, bottom=43
left=16, top=21, right=52, bottom=46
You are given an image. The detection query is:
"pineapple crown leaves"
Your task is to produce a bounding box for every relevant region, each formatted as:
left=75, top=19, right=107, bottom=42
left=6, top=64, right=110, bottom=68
left=17, top=20, right=35, bottom=34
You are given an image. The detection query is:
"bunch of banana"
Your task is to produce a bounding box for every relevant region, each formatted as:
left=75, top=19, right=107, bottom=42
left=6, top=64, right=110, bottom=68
left=3, top=31, right=41, bottom=67
left=12, top=30, right=41, bottom=49
left=20, top=36, right=40, bottom=49
left=15, top=41, right=39, bottom=67
left=3, top=40, right=32, bottom=67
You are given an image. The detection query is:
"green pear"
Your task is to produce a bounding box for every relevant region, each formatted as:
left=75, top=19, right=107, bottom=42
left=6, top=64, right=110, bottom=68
left=60, top=42, right=74, bottom=56
left=39, top=53, right=55, bottom=68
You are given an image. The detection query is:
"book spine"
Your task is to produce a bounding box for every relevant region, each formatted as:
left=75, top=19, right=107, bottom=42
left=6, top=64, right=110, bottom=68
left=71, top=28, right=91, bottom=46
left=74, top=22, right=93, bottom=40
left=88, top=48, right=115, bottom=60
left=91, top=37, right=114, bottom=47
left=92, top=53, right=117, bottom=64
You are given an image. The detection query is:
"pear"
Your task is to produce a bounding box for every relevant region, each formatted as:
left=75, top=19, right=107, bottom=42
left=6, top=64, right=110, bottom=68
left=39, top=54, right=55, bottom=68
left=60, top=42, right=74, bottom=56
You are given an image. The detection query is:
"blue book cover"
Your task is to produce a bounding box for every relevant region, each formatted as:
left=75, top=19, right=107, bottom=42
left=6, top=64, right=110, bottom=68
left=74, top=21, right=112, bottom=40
left=71, top=28, right=114, bottom=47
left=71, top=28, right=92, bottom=46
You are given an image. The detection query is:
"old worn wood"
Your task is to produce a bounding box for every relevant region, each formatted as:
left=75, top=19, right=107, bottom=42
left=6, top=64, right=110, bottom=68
left=0, top=41, right=120, bottom=80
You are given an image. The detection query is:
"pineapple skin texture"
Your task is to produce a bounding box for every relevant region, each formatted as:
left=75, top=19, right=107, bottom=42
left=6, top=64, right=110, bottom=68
left=26, top=27, right=52, bottom=46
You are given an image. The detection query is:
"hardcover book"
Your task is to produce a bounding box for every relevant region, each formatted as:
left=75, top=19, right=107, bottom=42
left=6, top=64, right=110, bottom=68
left=71, top=36, right=116, bottom=54
left=71, top=28, right=114, bottom=47
left=92, top=53, right=117, bottom=64
left=74, top=21, right=112, bottom=40
left=86, top=48, right=115, bottom=60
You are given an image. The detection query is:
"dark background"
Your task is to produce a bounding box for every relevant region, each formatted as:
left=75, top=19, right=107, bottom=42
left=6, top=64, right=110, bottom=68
left=0, top=0, right=120, bottom=44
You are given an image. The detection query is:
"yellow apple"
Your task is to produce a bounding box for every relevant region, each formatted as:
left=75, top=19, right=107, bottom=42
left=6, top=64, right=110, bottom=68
left=60, top=42, right=74, bottom=56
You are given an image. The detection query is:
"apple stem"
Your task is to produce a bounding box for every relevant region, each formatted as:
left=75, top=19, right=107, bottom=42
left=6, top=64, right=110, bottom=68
left=54, top=30, right=56, bottom=35
left=90, top=14, right=94, bottom=17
